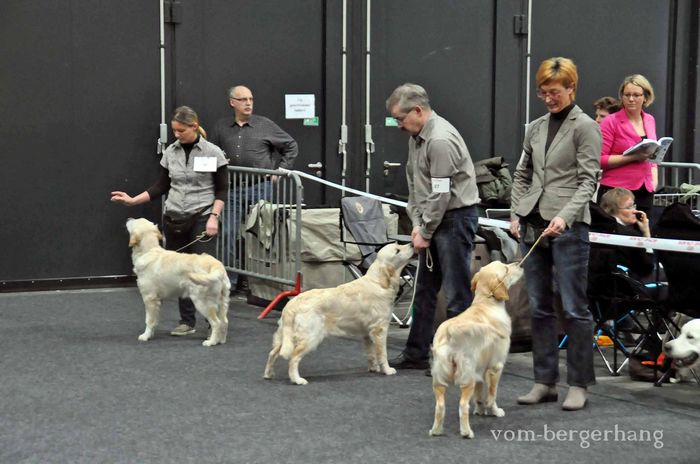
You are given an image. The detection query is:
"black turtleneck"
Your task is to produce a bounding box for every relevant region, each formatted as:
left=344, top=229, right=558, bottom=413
left=180, top=135, right=200, bottom=165
left=545, top=103, right=575, bottom=153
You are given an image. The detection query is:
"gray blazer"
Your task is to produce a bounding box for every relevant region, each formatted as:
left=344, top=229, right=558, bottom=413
left=510, top=105, right=601, bottom=226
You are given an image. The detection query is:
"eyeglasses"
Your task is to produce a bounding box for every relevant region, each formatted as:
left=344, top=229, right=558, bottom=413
left=622, top=93, right=644, bottom=100
left=536, top=89, right=564, bottom=99
left=394, top=107, right=416, bottom=123
left=621, top=203, right=637, bottom=210
left=231, top=97, right=254, bottom=103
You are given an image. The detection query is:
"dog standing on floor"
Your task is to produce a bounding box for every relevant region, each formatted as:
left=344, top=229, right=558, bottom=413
left=126, top=218, right=230, bottom=346
left=429, top=260, right=523, bottom=438
left=263, top=242, right=415, bottom=385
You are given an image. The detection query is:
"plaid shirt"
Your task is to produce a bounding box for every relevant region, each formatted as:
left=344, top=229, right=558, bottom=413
left=209, top=114, right=298, bottom=170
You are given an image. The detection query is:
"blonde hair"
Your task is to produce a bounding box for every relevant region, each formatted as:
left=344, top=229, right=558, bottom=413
left=536, top=57, right=579, bottom=100
left=600, top=187, right=634, bottom=216
left=619, top=74, right=655, bottom=108
left=172, top=105, right=207, bottom=138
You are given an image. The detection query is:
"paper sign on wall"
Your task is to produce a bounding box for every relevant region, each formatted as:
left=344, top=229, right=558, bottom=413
left=285, top=94, right=315, bottom=119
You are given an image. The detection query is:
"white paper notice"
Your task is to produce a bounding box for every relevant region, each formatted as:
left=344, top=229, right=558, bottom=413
left=431, top=177, right=450, bottom=193
left=193, top=156, right=217, bottom=172
left=285, top=94, right=315, bottom=119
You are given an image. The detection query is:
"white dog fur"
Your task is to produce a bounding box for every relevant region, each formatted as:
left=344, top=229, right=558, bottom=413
left=126, top=218, right=230, bottom=346
left=263, top=242, right=415, bottom=385
left=663, top=319, right=700, bottom=371
left=429, top=260, right=523, bottom=438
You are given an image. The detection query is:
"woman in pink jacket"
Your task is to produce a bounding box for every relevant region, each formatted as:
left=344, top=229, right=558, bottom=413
left=597, top=74, right=657, bottom=214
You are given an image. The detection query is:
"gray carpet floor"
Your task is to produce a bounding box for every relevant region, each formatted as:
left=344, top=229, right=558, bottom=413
left=1, top=288, right=698, bottom=464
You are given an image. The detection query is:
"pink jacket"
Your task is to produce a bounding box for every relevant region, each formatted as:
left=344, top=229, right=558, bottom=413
left=599, top=109, right=656, bottom=192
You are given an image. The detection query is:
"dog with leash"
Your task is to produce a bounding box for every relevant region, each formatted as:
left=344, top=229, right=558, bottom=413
left=125, top=218, right=230, bottom=346
left=263, top=242, right=415, bottom=385
left=428, top=260, right=524, bottom=438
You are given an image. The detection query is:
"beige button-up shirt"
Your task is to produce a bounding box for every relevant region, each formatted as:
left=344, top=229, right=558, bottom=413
left=406, top=111, right=480, bottom=239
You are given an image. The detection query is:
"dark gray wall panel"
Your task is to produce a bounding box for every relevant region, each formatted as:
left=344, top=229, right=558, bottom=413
left=1, top=0, right=694, bottom=284
left=366, top=0, right=497, bottom=197
left=1, top=0, right=160, bottom=280
left=672, top=0, right=698, bottom=163
left=169, top=0, right=328, bottom=205
left=529, top=0, right=670, bottom=135
left=494, top=0, right=529, bottom=167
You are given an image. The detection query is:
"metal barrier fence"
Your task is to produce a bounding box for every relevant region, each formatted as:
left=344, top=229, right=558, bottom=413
left=655, top=162, right=700, bottom=210
left=219, top=166, right=304, bottom=319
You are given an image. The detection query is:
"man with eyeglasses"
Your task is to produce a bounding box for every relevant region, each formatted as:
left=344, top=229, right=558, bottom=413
left=385, top=83, right=480, bottom=372
left=210, top=85, right=298, bottom=293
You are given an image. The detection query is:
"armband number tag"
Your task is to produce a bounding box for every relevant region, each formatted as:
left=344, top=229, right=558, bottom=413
left=194, top=156, right=217, bottom=172
left=431, top=177, right=450, bottom=193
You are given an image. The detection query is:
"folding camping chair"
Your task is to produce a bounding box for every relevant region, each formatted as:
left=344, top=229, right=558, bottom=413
left=584, top=202, right=700, bottom=384
left=339, top=196, right=416, bottom=327
left=586, top=202, right=667, bottom=376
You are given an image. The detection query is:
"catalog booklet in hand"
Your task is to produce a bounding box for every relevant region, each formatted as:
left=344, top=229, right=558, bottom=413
left=622, top=137, right=673, bottom=163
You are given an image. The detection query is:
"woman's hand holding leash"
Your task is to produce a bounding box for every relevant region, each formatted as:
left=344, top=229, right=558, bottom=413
left=509, top=218, right=520, bottom=239
left=543, top=216, right=566, bottom=237
left=205, top=215, right=219, bottom=237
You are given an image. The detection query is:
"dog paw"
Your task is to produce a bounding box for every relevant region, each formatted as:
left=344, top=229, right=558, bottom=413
left=138, top=333, right=151, bottom=341
left=493, top=407, right=505, bottom=417
left=292, top=378, right=309, bottom=386
left=428, top=428, right=444, bottom=437
left=263, top=372, right=274, bottom=380
left=384, top=367, right=397, bottom=376
left=202, top=340, right=216, bottom=347
left=368, top=365, right=381, bottom=373
left=460, top=429, right=475, bottom=439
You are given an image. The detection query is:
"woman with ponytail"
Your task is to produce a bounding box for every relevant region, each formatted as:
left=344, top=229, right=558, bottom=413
left=111, top=106, right=228, bottom=336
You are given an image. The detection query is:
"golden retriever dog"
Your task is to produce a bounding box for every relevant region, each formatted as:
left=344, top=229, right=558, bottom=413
left=126, top=218, right=230, bottom=346
left=263, top=243, right=415, bottom=385
left=663, top=319, right=700, bottom=370
left=429, top=261, right=523, bottom=438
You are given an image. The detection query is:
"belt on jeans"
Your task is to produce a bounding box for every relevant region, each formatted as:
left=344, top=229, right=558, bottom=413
left=443, top=205, right=477, bottom=217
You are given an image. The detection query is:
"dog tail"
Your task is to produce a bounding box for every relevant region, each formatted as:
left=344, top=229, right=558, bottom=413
left=188, top=264, right=227, bottom=288
left=279, top=310, right=296, bottom=359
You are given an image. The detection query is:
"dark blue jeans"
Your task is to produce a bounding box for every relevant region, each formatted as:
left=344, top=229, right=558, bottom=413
left=164, top=215, right=218, bottom=328
left=519, top=221, right=596, bottom=387
left=403, top=206, right=479, bottom=361
left=227, top=180, right=272, bottom=286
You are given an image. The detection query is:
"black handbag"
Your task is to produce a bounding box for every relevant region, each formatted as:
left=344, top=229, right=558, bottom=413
left=522, top=213, right=550, bottom=248
left=163, top=205, right=210, bottom=237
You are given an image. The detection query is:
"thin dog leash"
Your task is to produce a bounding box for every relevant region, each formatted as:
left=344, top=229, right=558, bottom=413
left=174, top=231, right=213, bottom=252
left=396, top=231, right=546, bottom=322
left=486, top=231, right=547, bottom=297
left=518, top=232, right=546, bottom=267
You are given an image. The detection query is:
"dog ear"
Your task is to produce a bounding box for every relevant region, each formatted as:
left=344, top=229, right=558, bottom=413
left=378, top=264, right=396, bottom=289
left=490, top=276, right=510, bottom=301
left=128, top=233, right=140, bottom=248
left=471, top=271, right=481, bottom=292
